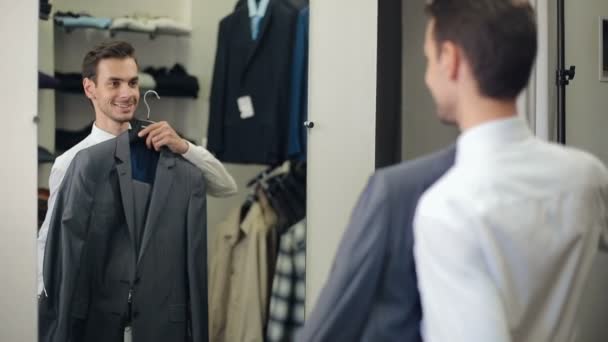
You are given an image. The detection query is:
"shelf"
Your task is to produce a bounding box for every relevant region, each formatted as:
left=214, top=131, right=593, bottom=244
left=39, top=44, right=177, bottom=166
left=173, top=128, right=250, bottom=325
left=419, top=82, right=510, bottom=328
left=57, top=24, right=191, bottom=40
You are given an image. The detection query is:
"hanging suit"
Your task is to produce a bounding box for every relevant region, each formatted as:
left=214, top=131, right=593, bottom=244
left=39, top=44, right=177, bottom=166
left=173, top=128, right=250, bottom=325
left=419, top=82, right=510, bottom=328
left=39, top=120, right=208, bottom=342
left=208, top=0, right=299, bottom=164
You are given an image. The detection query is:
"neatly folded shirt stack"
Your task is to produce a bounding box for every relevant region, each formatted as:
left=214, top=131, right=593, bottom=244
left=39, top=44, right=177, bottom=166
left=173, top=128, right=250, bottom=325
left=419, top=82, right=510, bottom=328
left=55, top=72, right=83, bottom=93
left=54, top=11, right=112, bottom=30
left=144, top=64, right=200, bottom=98
left=39, top=72, right=61, bottom=89
left=110, top=16, right=191, bottom=35
left=53, top=12, right=191, bottom=36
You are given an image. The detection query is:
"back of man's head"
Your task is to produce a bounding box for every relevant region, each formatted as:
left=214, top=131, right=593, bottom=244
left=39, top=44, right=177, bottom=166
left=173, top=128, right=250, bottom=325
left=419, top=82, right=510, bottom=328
left=425, top=0, right=537, bottom=100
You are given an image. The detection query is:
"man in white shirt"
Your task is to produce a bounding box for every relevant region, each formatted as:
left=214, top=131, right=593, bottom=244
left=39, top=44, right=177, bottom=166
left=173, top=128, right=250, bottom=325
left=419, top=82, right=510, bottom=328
left=38, top=40, right=238, bottom=296
left=414, top=1, right=608, bottom=341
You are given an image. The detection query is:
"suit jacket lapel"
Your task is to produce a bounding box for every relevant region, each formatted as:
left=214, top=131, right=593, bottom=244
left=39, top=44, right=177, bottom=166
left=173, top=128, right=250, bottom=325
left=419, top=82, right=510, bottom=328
left=137, top=148, right=175, bottom=265
left=115, top=131, right=136, bottom=248
left=242, top=0, right=274, bottom=77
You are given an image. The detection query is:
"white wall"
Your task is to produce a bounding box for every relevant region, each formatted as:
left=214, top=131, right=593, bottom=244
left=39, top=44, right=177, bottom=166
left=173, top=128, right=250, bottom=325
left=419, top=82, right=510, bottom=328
left=401, top=0, right=459, bottom=160
left=38, top=19, right=55, bottom=188
left=305, top=0, right=377, bottom=312
left=0, top=0, right=38, bottom=340
left=557, top=1, right=608, bottom=341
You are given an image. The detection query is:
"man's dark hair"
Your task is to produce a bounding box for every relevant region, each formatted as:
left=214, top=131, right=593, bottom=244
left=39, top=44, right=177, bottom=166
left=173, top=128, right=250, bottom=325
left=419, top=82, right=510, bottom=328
left=425, top=0, right=537, bottom=99
left=82, top=41, right=138, bottom=83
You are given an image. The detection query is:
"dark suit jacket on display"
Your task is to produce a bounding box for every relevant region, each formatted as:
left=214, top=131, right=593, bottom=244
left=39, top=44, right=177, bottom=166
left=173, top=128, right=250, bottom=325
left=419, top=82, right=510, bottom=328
left=208, top=0, right=299, bottom=164
left=39, top=122, right=208, bottom=342
left=295, top=145, right=456, bottom=342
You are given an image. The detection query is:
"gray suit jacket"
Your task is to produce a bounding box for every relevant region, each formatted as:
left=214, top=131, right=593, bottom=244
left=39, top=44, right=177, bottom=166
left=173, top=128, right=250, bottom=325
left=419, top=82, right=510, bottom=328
left=296, top=145, right=455, bottom=342
left=39, top=123, right=208, bottom=342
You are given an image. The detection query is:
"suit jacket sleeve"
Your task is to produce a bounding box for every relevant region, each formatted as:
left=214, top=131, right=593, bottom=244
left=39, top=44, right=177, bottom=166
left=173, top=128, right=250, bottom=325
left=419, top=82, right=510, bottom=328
left=186, top=169, right=209, bottom=342
left=295, top=175, right=390, bottom=342
left=39, top=150, right=95, bottom=342
left=207, top=16, right=231, bottom=157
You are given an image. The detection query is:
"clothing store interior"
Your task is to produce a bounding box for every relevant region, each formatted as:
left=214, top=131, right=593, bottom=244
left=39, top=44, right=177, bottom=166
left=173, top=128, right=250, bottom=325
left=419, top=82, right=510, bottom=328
left=3, top=0, right=608, bottom=341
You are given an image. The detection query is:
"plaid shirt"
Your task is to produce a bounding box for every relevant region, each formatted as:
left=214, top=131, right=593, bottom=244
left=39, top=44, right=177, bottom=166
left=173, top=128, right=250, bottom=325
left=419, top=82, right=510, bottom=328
left=266, top=220, right=306, bottom=342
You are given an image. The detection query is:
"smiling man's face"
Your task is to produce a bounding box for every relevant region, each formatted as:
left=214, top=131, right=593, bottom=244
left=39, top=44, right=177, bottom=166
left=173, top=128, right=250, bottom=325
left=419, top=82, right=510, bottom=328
left=84, top=57, right=140, bottom=125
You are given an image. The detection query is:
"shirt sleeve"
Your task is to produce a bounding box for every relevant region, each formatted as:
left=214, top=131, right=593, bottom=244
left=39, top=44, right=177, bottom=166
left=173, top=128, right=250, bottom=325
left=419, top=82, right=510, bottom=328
left=37, top=164, right=67, bottom=295
left=413, top=206, right=510, bottom=342
left=181, top=141, right=238, bottom=197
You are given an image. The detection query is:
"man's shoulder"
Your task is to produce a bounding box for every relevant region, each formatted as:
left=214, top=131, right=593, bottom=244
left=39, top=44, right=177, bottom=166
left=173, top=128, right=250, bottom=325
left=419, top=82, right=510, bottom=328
left=53, top=136, right=115, bottom=174
left=53, top=136, right=96, bottom=172
left=539, top=141, right=608, bottom=187
left=374, top=144, right=456, bottom=193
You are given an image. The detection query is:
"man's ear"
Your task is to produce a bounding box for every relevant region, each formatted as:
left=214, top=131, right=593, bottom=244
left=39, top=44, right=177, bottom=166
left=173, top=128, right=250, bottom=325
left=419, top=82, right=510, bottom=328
left=83, top=77, right=96, bottom=100
left=438, top=41, right=461, bottom=81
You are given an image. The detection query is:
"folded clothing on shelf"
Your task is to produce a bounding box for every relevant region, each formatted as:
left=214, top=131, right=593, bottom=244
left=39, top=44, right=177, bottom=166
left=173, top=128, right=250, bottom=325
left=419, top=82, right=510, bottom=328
left=110, top=15, right=191, bottom=35
left=110, top=16, right=156, bottom=33
left=56, top=122, right=93, bottom=152
left=144, top=64, right=199, bottom=98
left=54, top=12, right=112, bottom=29
left=150, top=17, right=191, bottom=35
left=38, top=146, right=56, bottom=164
left=55, top=72, right=83, bottom=93
left=39, top=0, right=52, bottom=20
left=39, top=72, right=60, bottom=89
left=138, top=72, right=157, bottom=90
left=38, top=188, right=50, bottom=230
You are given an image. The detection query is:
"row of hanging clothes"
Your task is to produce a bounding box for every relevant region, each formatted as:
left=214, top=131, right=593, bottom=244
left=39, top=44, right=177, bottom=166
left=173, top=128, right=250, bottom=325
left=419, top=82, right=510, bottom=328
left=209, top=160, right=307, bottom=342
left=207, top=0, right=310, bottom=165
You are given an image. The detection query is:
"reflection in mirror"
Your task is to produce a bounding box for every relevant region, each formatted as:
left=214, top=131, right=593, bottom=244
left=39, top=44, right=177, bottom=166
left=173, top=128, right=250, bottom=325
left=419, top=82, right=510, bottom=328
left=36, top=0, right=308, bottom=341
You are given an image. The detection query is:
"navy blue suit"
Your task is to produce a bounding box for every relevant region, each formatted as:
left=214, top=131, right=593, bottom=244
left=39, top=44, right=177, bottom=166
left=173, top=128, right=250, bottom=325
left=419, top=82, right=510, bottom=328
left=296, top=145, right=456, bottom=341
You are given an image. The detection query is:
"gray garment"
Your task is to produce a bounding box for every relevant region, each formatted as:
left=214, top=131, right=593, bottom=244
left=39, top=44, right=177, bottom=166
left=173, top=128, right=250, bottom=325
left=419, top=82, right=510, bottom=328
left=39, top=122, right=208, bottom=342
left=295, top=145, right=456, bottom=342
left=132, top=180, right=151, bottom=255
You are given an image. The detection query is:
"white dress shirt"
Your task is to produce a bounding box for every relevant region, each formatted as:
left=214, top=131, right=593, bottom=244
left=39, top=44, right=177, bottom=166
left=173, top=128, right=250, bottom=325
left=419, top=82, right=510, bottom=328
left=414, top=116, right=608, bottom=342
left=37, top=123, right=237, bottom=294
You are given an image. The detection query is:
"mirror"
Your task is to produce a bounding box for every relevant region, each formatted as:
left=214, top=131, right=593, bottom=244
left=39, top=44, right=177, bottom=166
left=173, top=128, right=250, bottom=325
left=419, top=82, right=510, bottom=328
left=37, top=0, right=309, bottom=341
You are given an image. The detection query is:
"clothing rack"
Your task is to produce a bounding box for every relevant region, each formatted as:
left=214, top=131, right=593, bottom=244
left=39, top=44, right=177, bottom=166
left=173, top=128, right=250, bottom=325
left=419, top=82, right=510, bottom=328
left=556, top=0, right=576, bottom=144
left=243, top=160, right=306, bottom=230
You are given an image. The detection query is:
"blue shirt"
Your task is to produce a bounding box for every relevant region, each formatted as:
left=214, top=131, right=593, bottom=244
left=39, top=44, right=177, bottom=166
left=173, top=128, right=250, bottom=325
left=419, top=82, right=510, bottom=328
left=248, top=0, right=270, bottom=40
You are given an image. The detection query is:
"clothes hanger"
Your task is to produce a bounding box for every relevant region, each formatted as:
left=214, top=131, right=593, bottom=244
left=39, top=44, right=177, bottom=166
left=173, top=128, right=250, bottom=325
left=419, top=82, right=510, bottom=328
left=141, top=89, right=160, bottom=128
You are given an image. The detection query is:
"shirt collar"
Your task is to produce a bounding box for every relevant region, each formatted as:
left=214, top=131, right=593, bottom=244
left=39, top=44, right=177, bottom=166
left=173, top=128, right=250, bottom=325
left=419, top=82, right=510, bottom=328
left=90, top=122, right=134, bottom=143
left=456, top=115, right=533, bottom=165
left=248, top=0, right=270, bottom=18
left=90, top=122, right=117, bottom=142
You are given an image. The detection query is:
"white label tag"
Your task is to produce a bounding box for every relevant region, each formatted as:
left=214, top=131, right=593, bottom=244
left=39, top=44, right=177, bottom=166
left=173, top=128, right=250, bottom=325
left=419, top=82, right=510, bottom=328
left=238, top=96, right=255, bottom=119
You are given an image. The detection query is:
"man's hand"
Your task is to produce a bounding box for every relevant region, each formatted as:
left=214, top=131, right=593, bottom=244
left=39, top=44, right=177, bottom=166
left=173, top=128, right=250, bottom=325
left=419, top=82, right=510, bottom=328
left=137, top=121, right=189, bottom=154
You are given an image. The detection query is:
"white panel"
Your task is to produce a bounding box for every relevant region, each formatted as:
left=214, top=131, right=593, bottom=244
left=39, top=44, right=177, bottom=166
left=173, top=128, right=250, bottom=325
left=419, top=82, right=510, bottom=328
left=0, top=0, right=38, bottom=341
left=306, top=0, right=377, bottom=312
left=561, top=1, right=608, bottom=341
left=538, top=1, right=608, bottom=340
